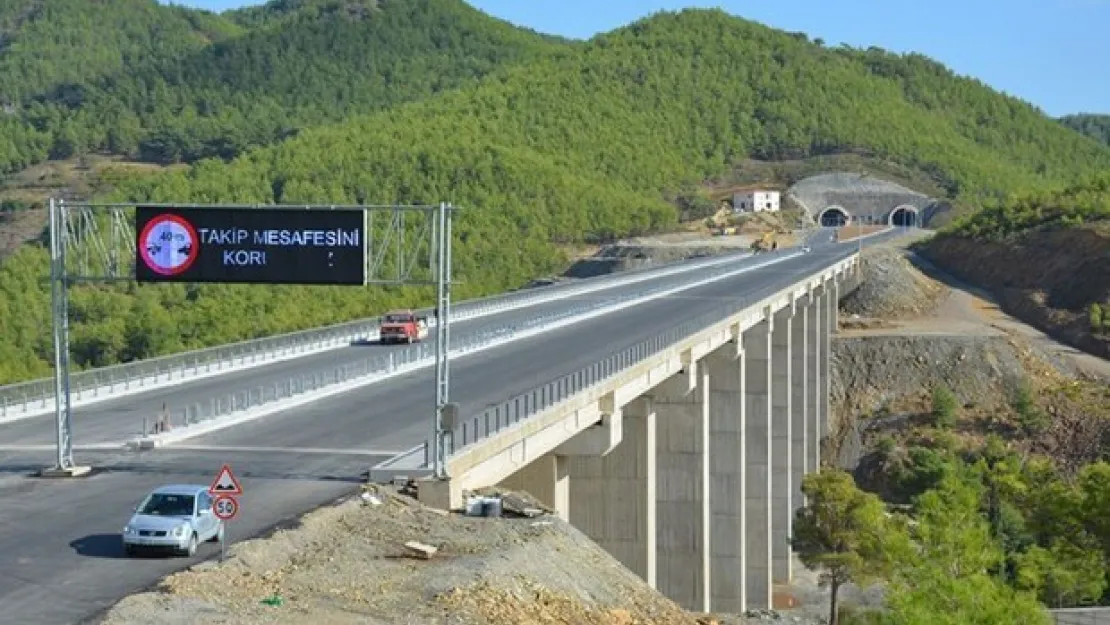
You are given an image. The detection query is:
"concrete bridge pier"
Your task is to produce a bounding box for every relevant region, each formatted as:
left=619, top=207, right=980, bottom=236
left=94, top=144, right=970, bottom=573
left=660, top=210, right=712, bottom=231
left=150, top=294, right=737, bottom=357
left=791, top=295, right=809, bottom=514
left=706, top=342, right=746, bottom=613
left=499, top=453, right=569, bottom=519
left=820, top=278, right=835, bottom=439
left=744, top=313, right=773, bottom=609
left=653, top=370, right=712, bottom=611
left=562, top=396, right=658, bottom=589
left=771, top=302, right=794, bottom=586
left=809, top=287, right=823, bottom=471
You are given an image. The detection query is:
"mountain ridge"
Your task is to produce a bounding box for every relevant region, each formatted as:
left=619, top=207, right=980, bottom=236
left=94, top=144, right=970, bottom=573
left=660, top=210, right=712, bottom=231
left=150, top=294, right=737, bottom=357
left=3, top=3, right=1110, bottom=384
left=0, top=0, right=569, bottom=172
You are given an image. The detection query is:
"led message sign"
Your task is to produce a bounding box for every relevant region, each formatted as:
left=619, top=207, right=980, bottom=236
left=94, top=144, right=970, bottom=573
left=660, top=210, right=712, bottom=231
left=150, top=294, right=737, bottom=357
left=135, top=206, right=366, bottom=285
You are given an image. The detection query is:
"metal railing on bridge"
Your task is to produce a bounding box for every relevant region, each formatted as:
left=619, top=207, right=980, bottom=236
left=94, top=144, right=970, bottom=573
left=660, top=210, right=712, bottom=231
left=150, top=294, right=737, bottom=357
left=442, top=247, right=856, bottom=456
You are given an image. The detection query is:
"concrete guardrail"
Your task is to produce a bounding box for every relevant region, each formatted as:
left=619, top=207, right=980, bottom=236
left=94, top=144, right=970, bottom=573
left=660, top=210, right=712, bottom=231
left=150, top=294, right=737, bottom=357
left=438, top=246, right=861, bottom=460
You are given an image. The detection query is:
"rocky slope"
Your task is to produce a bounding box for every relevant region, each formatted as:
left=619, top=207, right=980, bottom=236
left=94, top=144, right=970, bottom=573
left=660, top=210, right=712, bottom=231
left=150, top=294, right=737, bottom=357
left=839, top=246, right=948, bottom=320
left=830, top=235, right=1109, bottom=476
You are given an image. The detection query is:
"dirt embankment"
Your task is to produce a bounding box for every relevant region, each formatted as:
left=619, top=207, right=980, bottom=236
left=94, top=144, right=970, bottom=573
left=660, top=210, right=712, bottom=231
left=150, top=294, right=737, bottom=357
left=98, top=486, right=818, bottom=625
left=99, top=487, right=701, bottom=625
left=830, top=236, right=1110, bottom=475
left=556, top=224, right=801, bottom=282
left=919, top=225, right=1110, bottom=359
left=834, top=225, right=888, bottom=242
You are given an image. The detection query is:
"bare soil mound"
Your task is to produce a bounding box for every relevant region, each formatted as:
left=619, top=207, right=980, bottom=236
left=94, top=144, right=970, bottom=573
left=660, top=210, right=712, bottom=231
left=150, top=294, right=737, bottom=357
left=97, top=487, right=706, bottom=625
left=840, top=247, right=948, bottom=320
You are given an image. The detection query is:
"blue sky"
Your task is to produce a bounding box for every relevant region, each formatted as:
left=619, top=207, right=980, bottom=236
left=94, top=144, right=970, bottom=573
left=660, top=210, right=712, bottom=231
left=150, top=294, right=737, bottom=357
left=167, top=0, right=1109, bottom=117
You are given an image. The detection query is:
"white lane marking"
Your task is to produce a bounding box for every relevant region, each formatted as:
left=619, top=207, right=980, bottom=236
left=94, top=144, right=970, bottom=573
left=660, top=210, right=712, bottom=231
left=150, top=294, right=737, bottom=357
left=165, top=445, right=403, bottom=456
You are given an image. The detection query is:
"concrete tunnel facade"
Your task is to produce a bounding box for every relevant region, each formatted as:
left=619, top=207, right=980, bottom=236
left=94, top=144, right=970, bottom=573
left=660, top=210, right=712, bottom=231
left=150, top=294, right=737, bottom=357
left=888, top=204, right=919, bottom=226
left=418, top=256, right=859, bottom=614
left=818, top=203, right=921, bottom=227
left=817, top=205, right=851, bottom=227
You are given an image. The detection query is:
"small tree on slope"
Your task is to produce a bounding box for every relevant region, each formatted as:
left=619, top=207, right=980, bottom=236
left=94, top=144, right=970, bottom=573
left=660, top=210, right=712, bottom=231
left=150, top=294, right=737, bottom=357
left=791, top=470, right=907, bottom=625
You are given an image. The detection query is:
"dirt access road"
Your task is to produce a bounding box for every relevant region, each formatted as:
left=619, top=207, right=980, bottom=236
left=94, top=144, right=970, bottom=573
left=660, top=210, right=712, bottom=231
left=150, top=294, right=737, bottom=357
left=842, top=236, right=1110, bottom=382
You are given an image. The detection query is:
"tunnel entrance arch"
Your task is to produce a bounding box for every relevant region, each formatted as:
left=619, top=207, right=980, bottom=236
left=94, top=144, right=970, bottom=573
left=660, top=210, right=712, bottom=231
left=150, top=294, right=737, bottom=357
left=818, top=206, right=850, bottom=227
left=888, top=204, right=919, bottom=227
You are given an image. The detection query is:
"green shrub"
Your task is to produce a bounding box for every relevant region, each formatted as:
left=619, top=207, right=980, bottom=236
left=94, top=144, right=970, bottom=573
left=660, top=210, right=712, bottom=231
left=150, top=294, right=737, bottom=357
left=1012, top=384, right=1050, bottom=436
left=931, top=385, right=958, bottom=429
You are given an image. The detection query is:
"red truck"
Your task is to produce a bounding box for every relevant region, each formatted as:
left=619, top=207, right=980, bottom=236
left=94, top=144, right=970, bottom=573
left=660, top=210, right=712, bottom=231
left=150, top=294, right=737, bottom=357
left=379, top=309, right=430, bottom=344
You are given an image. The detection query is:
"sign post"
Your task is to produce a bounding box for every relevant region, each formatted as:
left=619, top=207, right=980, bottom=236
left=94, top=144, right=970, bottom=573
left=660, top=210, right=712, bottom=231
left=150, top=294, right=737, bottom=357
left=208, top=464, right=243, bottom=563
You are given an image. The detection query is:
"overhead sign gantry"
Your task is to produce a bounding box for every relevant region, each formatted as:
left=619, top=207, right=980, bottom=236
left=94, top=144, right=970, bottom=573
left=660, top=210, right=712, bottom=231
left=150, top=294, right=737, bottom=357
left=42, top=200, right=456, bottom=479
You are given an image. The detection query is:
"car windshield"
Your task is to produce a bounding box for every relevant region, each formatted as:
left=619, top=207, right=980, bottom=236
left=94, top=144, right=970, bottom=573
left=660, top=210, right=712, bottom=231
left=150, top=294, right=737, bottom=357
left=384, top=314, right=411, bottom=323
left=137, top=493, right=195, bottom=516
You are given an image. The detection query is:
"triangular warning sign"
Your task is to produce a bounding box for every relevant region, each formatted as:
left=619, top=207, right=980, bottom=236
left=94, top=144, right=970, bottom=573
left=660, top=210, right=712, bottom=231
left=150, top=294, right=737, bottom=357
left=208, top=464, right=243, bottom=495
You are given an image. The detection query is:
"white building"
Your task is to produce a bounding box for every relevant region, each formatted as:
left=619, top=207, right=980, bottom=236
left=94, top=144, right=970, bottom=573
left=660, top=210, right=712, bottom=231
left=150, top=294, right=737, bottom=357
left=732, top=190, right=781, bottom=213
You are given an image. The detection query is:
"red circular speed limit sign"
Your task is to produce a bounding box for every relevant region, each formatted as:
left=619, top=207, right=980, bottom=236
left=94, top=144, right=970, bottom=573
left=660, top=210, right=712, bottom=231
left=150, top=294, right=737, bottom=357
left=139, top=213, right=199, bottom=277
left=213, top=494, right=239, bottom=520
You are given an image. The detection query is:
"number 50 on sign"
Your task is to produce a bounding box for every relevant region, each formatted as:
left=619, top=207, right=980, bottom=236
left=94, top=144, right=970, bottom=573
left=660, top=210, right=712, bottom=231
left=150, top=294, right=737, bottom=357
left=213, top=495, right=239, bottom=520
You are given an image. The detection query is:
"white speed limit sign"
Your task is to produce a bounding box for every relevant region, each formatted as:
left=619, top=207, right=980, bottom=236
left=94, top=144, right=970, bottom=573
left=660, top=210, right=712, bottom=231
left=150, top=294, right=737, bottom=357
left=213, top=495, right=239, bottom=520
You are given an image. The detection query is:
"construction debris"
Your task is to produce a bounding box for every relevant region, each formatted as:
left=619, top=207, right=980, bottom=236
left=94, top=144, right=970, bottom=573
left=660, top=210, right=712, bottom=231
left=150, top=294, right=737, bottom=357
left=403, top=540, right=438, bottom=560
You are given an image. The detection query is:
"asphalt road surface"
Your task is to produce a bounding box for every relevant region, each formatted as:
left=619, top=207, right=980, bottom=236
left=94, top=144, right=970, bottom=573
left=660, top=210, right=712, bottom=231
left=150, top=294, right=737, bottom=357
left=0, top=230, right=905, bottom=624
left=0, top=250, right=766, bottom=448
left=184, top=245, right=859, bottom=453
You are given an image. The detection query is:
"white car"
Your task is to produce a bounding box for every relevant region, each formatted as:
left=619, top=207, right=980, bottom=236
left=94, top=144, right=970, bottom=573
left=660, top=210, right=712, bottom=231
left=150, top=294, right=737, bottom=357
left=121, top=484, right=224, bottom=557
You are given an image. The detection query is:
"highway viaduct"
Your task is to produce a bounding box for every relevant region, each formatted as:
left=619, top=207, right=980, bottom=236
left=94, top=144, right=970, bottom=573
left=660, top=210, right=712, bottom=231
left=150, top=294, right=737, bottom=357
left=0, top=227, right=889, bottom=623
left=406, top=247, right=859, bottom=613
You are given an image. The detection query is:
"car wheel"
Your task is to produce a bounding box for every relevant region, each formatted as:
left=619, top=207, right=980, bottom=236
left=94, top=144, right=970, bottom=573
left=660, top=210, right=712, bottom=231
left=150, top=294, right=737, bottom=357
left=208, top=523, right=224, bottom=543
left=180, top=532, right=197, bottom=557
left=124, top=544, right=136, bottom=557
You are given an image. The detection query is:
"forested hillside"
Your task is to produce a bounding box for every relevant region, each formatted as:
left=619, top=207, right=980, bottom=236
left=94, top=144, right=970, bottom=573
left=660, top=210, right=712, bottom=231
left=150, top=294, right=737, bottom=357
left=4, top=5, right=1110, bottom=384
left=0, top=0, right=244, bottom=171
left=0, top=0, right=568, bottom=173
left=939, top=173, right=1110, bottom=241
left=0, top=0, right=242, bottom=100
left=1060, top=113, right=1110, bottom=146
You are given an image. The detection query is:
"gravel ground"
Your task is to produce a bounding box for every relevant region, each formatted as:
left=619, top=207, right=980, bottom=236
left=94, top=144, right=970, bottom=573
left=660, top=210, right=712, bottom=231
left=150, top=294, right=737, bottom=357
left=840, top=247, right=948, bottom=320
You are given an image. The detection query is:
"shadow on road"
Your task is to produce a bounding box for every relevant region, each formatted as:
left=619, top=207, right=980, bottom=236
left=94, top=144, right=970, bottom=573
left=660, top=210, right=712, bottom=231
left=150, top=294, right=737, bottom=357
left=69, top=534, right=128, bottom=559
